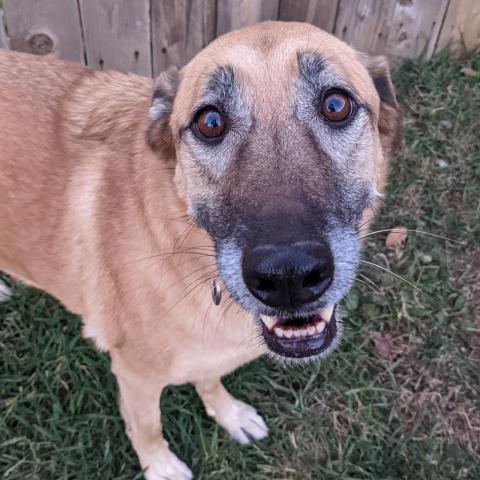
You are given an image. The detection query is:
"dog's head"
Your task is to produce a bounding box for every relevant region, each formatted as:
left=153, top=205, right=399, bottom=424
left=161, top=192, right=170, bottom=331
left=147, top=22, right=401, bottom=362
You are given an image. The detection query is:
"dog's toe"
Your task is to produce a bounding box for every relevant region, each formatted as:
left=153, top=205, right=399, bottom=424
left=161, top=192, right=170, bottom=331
left=142, top=448, right=193, bottom=480
left=216, top=399, right=269, bottom=445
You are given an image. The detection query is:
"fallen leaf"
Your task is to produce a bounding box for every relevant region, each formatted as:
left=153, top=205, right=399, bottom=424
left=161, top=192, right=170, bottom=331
left=370, top=331, right=395, bottom=361
left=386, top=226, right=408, bottom=249
left=460, top=66, right=477, bottom=77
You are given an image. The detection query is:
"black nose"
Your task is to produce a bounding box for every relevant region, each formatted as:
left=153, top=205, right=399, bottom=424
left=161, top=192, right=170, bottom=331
left=242, top=241, right=334, bottom=309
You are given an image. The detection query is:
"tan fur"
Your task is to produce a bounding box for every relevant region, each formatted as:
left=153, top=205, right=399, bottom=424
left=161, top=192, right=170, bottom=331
left=0, top=22, right=400, bottom=479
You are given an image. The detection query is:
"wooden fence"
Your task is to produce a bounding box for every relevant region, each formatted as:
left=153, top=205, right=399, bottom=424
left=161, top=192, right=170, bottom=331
left=1, top=0, right=479, bottom=77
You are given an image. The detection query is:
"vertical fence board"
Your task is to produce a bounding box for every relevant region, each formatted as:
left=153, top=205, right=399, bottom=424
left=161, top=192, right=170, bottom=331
left=2, top=0, right=479, bottom=70
left=436, top=0, right=480, bottom=56
left=3, top=0, right=83, bottom=61
left=216, top=0, right=279, bottom=36
left=151, top=0, right=216, bottom=75
left=0, top=8, right=9, bottom=49
left=79, top=0, right=151, bottom=75
left=278, top=0, right=339, bottom=33
left=334, top=0, right=396, bottom=55
left=385, top=0, right=450, bottom=59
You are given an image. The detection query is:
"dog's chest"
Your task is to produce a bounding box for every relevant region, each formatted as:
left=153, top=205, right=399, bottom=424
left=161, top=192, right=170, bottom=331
left=165, top=310, right=265, bottom=384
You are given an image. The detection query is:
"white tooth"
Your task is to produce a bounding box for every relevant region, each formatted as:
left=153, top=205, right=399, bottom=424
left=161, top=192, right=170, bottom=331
left=307, top=325, right=316, bottom=335
left=260, top=314, right=276, bottom=330
left=284, top=329, right=293, bottom=338
left=299, top=328, right=307, bottom=337
left=293, top=329, right=301, bottom=337
left=274, top=327, right=284, bottom=338
left=316, top=321, right=326, bottom=333
left=319, top=305, right=334, bottom=323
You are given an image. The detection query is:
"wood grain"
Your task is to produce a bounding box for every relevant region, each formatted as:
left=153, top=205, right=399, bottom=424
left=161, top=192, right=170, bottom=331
left=2, top=0, right=479, bottom=69
left=278, top=0, right=339, bottom=32
left=216, top=0, right=279, bottom=35
left=0, top=8, right=9, bottom=49
left=151, top=0, right=216, bottom=75
left=436, top=0, right=480, bottom=56
left=79, top=0, right=151, bottom=75
left=334, top=0, right=396, bottom=55
left=385, top=0, right=450, bottom=59
left=3, top=0, right=84, bottom=61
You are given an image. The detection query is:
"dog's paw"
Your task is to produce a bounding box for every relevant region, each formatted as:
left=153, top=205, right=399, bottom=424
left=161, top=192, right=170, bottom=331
left=0, top=280, right=12, bottom=302
left=212, top=398, right=269, bottom=445
left=142, top=448, right=193, bottom=480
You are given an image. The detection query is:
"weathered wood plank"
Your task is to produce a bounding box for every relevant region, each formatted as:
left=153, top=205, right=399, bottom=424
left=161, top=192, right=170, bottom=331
left=216, top=0, right=279, bottom=36
left=3, top=0, right=83, bottom=61
left=436, top=0, right=480, bottom=57
left=79, top=0, right=151, bottom=75
left=334, top=0, right=396, bottom=55
left=278, top=0, right=339, bottom=33
left=151, top=0, right=216, bottom=75
left=0, top=8, right=9, bottom=49
left=385, top=0, right=450, bottom=59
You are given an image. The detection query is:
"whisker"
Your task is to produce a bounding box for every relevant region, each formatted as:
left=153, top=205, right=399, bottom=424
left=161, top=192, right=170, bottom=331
left=357, top=212, right=379, bottom=232
left=161, top=274, right=217, bottom=319
left=359, top=228, right=467, bottom=245
left=215, top=297, right=237, bottom=338
left=201, top=299, right=215, bottom=343
left=356, top=273, right=393, bottom=315
left=173, top=223, right=195, bottom=252
left=163, top=264, right=217, bottom=291
left=238, top=329, right=263, bottom=348
left=360, top=260, right=426, bottom=295
left=132, top=249, right=215, bottom=265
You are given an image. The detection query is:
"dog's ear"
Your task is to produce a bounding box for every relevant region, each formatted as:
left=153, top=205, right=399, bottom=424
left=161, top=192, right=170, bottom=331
left=146, top=66, right=180, bottom=161
left=361, top=55, right=402, bottom=159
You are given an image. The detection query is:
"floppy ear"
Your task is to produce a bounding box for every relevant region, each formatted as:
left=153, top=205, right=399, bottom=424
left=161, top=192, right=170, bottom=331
left=361, top=55, right=402, bottom=159
left=146, top=66, right=180, bottom=161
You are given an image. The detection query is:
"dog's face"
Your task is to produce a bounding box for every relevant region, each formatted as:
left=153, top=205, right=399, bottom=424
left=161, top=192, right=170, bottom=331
left=148, top=22, right=401, bottom=362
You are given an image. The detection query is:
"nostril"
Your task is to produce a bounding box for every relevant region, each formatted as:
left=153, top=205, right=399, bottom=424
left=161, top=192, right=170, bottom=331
left=302, top=269, right=323, bottom=288
left=252, top=276, right=277, bottom=293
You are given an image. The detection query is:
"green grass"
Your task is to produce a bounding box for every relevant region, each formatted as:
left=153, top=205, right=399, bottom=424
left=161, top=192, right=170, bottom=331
left=1, top=52, right=479, bottom=480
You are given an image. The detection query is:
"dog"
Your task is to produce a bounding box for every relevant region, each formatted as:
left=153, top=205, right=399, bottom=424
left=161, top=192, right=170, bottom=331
left=0, top=21, right=401, bottom=479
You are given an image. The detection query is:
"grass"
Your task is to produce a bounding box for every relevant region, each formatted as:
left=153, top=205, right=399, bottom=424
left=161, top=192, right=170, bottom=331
left=1, top=52, right=479, bottom=480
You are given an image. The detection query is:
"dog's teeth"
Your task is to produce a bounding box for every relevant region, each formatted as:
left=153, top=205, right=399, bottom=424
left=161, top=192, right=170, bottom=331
left=274, top=327, right=284, bottom=338
left=260, top=314, right=276, bottom=330
left=307, top=325, right=316, bottom=335
left=319, top=305, right=334, bottom=323
left=284, top=329, right=293, bottom=338
left=316, top=321, right=326, bottom=333
left=293, top=329, right=301, bottom=337
left=299, top=328, right=308, bottom=336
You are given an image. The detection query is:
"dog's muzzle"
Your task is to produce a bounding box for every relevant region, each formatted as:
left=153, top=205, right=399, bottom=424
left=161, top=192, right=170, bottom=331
left=242, top=240, right=338, bottom=359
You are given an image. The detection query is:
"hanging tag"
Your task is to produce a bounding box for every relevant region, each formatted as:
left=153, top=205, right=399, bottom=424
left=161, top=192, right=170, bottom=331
left=211, top=278, right=222, bottom=306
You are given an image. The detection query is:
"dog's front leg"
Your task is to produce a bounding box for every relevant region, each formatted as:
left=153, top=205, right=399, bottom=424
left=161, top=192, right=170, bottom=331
left=196, top=379, right=269, bottom=445
left=111, top=355, right=193, bottom=480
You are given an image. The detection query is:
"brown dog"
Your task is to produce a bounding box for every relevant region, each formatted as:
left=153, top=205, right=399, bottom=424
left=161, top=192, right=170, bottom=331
left=0, top=22, right=400, bottom=479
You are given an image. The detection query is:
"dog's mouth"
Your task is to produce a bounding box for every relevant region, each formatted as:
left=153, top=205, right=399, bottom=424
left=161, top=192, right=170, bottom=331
left=257, top=305, right=338, bottom=359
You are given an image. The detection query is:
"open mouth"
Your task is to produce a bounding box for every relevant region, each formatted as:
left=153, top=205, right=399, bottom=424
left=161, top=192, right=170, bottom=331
left=258, top=305, right=338, bottom=359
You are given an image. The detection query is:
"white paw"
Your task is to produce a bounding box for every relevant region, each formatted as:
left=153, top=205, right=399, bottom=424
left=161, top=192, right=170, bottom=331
left=0, top=280, right=12, bottom=302
left=142, top=448, right=193, bottom=480
left=212, top=399, right=269, bottom=445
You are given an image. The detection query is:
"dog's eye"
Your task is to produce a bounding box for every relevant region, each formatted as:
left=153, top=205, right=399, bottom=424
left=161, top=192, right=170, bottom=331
left=194, top=107, right=226, bottom=140
left=321, top=90, right=352, bottom=123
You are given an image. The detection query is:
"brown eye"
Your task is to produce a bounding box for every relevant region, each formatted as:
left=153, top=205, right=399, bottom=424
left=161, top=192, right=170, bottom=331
left=321, top=90, right=352, bottom=123
left=195, top=107, right=226, bottom=140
